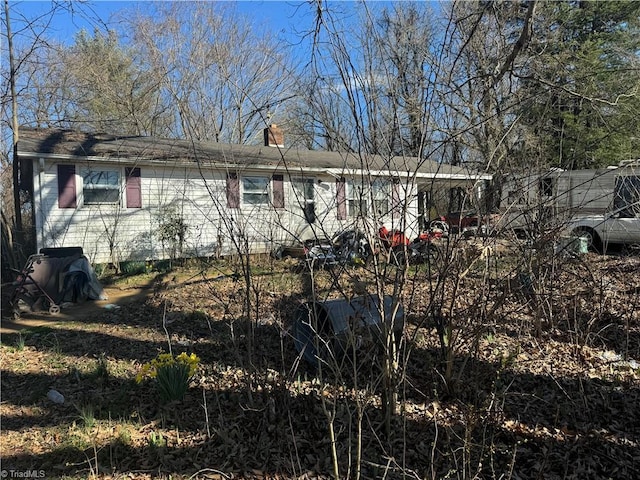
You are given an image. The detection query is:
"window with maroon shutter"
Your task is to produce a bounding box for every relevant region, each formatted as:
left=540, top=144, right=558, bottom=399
left=57, top=164, right=77, bottom=208
left=336, top=178, right=347, bottom=220
left=226, top=173, right=240, bottom=208
left=125, top=167, right=141, bottom=208
left=272, top=174, right=284, bottom=208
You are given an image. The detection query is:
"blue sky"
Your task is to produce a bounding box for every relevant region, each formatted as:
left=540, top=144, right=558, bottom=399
left=8, top=1, right=321, bottom=46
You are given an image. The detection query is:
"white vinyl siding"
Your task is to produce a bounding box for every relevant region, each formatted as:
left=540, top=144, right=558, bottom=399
left=35, top=162, right=417, bottom=264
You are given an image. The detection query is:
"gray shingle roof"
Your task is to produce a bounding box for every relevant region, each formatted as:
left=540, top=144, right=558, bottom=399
left=17, top=127, right=483, bottom=179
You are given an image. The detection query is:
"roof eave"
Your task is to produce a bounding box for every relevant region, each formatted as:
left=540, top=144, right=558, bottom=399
left=19, top=151, right=492, bottom=181
left=17, top=151, right=331, bottom=175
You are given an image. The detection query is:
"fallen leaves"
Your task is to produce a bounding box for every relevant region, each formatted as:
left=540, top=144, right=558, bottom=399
left=0, top=253, right=638, bottom=478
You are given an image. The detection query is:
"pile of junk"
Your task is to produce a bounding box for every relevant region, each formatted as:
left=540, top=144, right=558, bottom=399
left=9, top=247, right=107, bottom=315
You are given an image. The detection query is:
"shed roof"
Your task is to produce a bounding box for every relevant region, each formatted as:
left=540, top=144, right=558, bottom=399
left=17, top=127, right=488, bottom=180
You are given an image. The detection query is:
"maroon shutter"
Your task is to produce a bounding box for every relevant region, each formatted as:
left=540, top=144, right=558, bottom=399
left=226, top=173, right=240, bottom=208
left=336, top=178, right=347, bottom=220
left=125, top=167, right=142, bottom=208
left=57, top=164, right=76, bottom=208
left=272, top=174, right=284, bottom=208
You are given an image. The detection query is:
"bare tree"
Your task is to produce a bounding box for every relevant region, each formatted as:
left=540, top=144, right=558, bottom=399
left=361, top=3, right=440, bottom=157
left=3, top=0, right=24, bottom=261
left=281, top=3, right=546, bottom=466
left=21, top=28, right=170, bottom=136
left=125, top=1, right=296, bottom=144
left=1, top=0, right=71, bottom=264
left=441, top=2, right=536, bottom=171
left=1, top=1, right=160, bottom=264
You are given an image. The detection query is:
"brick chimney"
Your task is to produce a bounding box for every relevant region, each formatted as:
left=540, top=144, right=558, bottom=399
left=264, top=124, right=284, bottom=147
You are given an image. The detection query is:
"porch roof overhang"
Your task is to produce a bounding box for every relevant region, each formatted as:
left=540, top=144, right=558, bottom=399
left=326, top=168, right=492, bottom=183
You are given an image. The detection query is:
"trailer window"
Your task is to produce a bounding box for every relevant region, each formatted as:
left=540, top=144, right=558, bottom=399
left=614, top=176, right=640, bottom=217
left=539, top=178, right=554, bottom=197
left=82, top=169, right=120, bottom=205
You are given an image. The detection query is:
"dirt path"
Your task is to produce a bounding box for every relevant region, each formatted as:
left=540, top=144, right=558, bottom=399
left=0, top=284, right=154, bottom=335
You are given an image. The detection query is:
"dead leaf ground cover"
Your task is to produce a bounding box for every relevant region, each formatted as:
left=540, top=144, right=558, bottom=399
left=1, top=245, right=639, bottom=479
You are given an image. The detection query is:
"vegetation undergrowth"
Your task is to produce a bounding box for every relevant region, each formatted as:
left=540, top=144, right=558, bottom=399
left=0, top=250, right=638, bottom=479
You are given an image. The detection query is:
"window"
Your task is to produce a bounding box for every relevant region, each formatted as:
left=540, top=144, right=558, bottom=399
left=346, top=179, right=391, bottom=218
left=293, top=178, right=315, bottom=202
left=539, top=177, right=554, bottom=197
left=242, top=176, right=270, bottom=205
left=614, top=176, right=640, bottom=218
left=347, top=180, right=367, bottom=217
left=372, top=179, right=390, bottom=215
left=82, top=169, right=120, bottom=205
left=293, top=177, right=316, bottom=223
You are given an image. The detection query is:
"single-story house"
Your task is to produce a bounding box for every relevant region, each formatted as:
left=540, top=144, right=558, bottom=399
left=16, top=126, right=491, bottom=265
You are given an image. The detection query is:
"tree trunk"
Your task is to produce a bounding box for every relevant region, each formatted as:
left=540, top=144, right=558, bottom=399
left=5, top=0, right=23, bottom=250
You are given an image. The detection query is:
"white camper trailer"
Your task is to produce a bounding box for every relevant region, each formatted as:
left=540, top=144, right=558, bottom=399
left=495, top=162, right=640, bottom=239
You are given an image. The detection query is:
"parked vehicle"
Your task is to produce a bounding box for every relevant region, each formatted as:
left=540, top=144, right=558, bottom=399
left=286, top=224, right=444, bottom=270
left=442, top=211, right=480, bottom=236
left=428, top=216, right=450, bottom=236
left=566, top=202, right=640, bottom=253
left=513, top=167, right=640, bottom=253
left=330, top=229, right=373, bottom=265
